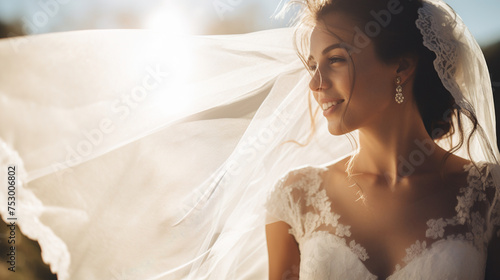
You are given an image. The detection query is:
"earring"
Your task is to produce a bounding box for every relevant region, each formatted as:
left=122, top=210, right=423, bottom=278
left=395, top=76, right=404, bottom=104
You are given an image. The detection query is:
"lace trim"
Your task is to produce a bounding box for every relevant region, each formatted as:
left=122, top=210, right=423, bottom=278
left=426, top=218, right=447, bottom=239
left=416, top=1, right=466, bottom=109
left=402, top=240, right=427, bottom=264
left=0, top=140, right=71, bottom=280
left=349, top=240, right=369, bottom=261
left=400, top=161, right=493, bottom=267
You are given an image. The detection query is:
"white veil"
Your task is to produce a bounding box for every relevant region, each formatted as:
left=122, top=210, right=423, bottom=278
left=0, top=27, right=353, bottom=279
left=0, top=0, right=498, bottom=279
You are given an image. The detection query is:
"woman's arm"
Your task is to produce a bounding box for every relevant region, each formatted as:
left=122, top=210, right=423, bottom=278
left=266, top=221, right=300, bottom=280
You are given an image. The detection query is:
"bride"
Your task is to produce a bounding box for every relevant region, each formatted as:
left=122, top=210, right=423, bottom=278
left=0, top=0, right=498, bottom=279
left=265, top=0, right=500, bottom=279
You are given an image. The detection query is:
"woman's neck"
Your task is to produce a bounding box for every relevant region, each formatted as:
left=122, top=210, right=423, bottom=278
left=351, top=103, right=444, bottom=187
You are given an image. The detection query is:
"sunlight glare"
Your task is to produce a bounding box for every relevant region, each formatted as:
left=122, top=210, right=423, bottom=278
left=143, top=3, right=192, bottom=35
left=141, top=3, right=196, bottom=117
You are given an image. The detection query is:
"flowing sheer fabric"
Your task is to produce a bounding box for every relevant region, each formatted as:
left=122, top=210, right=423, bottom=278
left=0, top=0, right=499, bottom=279
left=0, top=28, right=354, bottom=279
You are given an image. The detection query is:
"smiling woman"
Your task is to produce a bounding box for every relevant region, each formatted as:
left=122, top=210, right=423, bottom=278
left=265, top=0, right=500, bottom=279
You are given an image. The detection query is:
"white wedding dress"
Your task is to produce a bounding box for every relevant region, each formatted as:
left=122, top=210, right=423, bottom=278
left=266, top=161, right=500, bottom=279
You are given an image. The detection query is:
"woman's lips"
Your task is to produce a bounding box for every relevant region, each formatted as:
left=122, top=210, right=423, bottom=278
left=322, top=100, right=344, bottom=117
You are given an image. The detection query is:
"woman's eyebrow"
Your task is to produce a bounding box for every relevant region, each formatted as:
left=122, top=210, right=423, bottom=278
left=322, top=43, right=344, bottom=55
left=308, top=43, right=346, bottom=61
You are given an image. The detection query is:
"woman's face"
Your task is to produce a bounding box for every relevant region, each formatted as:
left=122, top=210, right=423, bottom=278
left=308, top=12, right=400, bottom=135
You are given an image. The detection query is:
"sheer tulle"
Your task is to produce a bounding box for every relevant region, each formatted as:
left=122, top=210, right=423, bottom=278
left=0, top=28, right=354, bottom=279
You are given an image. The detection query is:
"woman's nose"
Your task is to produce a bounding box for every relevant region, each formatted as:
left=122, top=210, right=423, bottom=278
left=308, top=69, right=329, bottom=92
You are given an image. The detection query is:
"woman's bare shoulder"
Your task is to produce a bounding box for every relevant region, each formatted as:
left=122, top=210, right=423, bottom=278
left=318, top=155, right=353, bottom=191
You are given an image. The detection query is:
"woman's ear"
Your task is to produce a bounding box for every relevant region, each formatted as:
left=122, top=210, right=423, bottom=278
left=396, top=55, right=418, bottom=84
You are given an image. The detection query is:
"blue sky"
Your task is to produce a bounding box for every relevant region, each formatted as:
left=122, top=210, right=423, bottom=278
left=0, top=0, right=499, bottom=46
left=430, top=0, right=500, bottom=46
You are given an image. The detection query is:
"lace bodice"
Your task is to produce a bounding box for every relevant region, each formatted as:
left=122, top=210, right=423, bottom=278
left=265, top=161, right=500, bottom=279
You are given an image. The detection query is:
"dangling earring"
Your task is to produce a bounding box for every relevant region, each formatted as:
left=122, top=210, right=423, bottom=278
left=395, top=76, right=404, bottom=104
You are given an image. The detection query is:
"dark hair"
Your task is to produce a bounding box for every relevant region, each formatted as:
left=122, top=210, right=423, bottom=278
left=280, top=0, right=485, bottom=177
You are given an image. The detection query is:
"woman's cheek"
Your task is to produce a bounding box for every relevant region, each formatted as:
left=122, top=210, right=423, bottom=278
left=312, top=91, right=319, bottom=102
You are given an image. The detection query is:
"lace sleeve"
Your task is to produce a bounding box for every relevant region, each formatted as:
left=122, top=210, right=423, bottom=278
left=264, top=166, right=325, bottom=241
left=265, top=170, right=303, bottom=229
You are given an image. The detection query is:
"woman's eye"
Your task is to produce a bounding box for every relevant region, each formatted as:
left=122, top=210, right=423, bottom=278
left=328, top=57, right=345, bottom=64
left=307, top=57, right=343, bottom=71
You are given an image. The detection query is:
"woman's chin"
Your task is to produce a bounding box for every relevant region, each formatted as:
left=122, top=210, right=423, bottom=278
left=327, top=123, right=353, bottom=136
left=327, top=126, right=344, bottom=136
